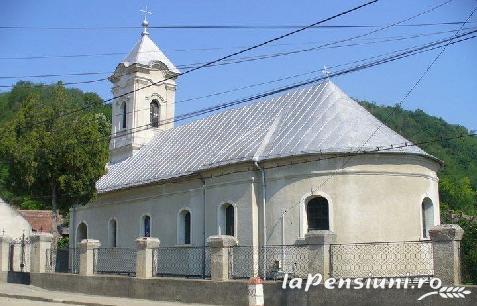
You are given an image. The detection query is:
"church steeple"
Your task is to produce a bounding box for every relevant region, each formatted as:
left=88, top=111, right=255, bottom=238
left=108, top=10, right=179, bottom=164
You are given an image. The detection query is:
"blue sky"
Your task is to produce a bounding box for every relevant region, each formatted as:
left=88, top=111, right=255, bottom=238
left=1, top=0, right=476, bottom=130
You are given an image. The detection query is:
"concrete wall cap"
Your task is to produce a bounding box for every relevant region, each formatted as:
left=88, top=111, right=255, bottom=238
left=79, top=239, right=101, bottom=251
left=136, top=237, right=160, bottom=249
left=429, top=224, right=464, bottom=241
left=30, top=233, right=54, bottom=243
left=206, top=235, right=238, bottom=248
left=304, top=230, right=336, bottom=244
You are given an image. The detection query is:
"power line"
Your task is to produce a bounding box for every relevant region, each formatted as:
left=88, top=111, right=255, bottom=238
left=1, top=21, right=475, bottom=31
left=4, top=23, right=475, bottom=148
left=90, top=28, right=477, bottom=120
left=0, top=27, right=471, bottom=62
left=0, top=1, right=461, bottom=90
left=63, top=32, right=477, bottom=146
left=2, top=29, right=465, bottom=85
left=4, top=0, right=379, bottom=130
left=0, top=1, right=458, bottom=83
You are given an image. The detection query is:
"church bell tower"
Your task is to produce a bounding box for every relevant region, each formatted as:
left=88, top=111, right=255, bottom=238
left=108, top=11, right=179, bottom=164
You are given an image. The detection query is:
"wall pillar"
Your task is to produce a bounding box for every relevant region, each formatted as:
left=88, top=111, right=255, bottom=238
left=30, top=233, right=53, bottom=273
left=429, top=224, right=464, bottom=285
left=305, top=230, right=336, bottom=278
left=79, top=239, right=100, bottom=276
left=135, top=237, right=160, bottom=279
left=207, top=235, right=238, bottom=281
left=0, top=235, right=12, bottom=272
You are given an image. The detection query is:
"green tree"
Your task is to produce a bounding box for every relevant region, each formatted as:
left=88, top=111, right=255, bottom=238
left=0, top=82, right=110, bottom=215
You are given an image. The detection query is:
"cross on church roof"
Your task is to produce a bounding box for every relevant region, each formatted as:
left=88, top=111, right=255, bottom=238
left=140, top=6, right=153, bottom=36
left=321, top=65, right=331, bottom=79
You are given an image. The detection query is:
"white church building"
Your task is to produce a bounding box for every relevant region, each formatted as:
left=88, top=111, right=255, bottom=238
left=70, top=21, right=441, bottom=249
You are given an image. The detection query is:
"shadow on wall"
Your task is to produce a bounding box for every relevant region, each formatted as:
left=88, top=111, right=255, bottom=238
left=0, top=272, right=31, bottom=285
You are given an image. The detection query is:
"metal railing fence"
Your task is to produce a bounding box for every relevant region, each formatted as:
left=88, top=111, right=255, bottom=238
left=152, top=246, right=210, bottom=278
left=228, top=245, right=309, bottom=279
left=93, top=248, right=136, bottom=276
left=330, top=240, right=434, bottom=278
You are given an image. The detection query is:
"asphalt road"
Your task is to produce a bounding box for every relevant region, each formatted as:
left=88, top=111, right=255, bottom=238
left=0, top=283, right=212, bottom=306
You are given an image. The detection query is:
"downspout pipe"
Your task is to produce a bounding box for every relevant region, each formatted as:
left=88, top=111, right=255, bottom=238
left=199, top=175, right=207, bottom=278
left=254, top=161, right=267, bottom=280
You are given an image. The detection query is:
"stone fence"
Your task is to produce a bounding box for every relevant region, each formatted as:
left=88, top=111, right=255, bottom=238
left=0, top=224, right=466, bottom=285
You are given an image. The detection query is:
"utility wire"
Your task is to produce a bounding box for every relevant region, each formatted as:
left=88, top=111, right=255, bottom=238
left=28, top=30, right=477, bottom=147
left=92, top=28, right=477, bottom=120
left=0, top=0, right=456, bottom=83
left=0, top=27, right=471, bottom=62
left=3, top=0, right=380, bottom=130
left=0, top=21, right=475, bottom=30
left=4, top=26, right=475, bottom=148
left=4, top=26, right=473, bottom=87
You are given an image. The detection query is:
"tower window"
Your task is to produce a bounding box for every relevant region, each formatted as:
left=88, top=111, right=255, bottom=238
left=306, top=197, right=329, bottom=231
left=121, top=102, right=127, bottom=129
left=150, top=100, right=160, bottom=128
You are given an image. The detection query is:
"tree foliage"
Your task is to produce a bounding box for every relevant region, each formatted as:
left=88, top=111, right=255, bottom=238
left=360, top=101, right=477, bottom=215
left=0, top=82, right=111, bottom=214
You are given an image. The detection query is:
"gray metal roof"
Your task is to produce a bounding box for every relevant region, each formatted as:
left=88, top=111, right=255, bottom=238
left=122, top=33, right=180, bottom=74
left=97, top=81, right=429, bottom=193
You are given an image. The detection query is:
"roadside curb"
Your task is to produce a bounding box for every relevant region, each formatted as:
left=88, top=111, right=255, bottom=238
left=0, top=292, right=116, bottom=306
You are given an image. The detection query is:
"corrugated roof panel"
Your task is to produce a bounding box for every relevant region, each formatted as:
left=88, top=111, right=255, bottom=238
left=97, top=81, right=429, bottom=193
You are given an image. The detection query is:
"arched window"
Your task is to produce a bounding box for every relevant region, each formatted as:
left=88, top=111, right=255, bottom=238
left=77, top=222, right=88, bottom=244
left=306, top=197, right=329, bottom=231
left=150, top=100, right=160, bottom=128
left=225, top=205, right=234, bottom=236
left=108, top=219, right=118, bottom=247
left=422, top=198, right=434, bottom=238
left=121, top=102, right=127, bottom=129
left=142, top=215, right=151, bottom=237
left=178, top=210, right=191, bottom=245
left=218, top=203, right=235, bottom=236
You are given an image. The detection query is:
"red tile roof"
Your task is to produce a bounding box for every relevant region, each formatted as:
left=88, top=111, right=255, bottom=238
left=18, top=210, right=57, bottom=233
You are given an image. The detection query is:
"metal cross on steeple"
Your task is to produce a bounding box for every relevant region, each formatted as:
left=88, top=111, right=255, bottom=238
left=140, top=6, right=153, bottom=36
left=321, top=65, right=331, bottom=80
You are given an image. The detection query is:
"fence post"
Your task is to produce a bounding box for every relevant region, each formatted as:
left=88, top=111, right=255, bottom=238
left=30, top=233, right=53, bottom=273
left=305, top=230, right=336, bottom=279
left=135, top=237, right=160, bottom=279
left=207, top=235, right=237, bottom=281
left=429, top=224, right=464, bottom=285
left=79, top=239, right=100, bottom=276
left=0, top=235, right=12, bottom=272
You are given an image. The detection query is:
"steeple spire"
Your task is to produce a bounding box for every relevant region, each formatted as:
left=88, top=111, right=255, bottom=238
left=140, top=6, right=152, bottom=36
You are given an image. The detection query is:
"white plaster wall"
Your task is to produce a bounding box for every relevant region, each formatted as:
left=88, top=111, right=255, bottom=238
left=71, top=171, right=256, bottom=248
left=72, top=153, right=440, bottom=248
left=263, top=154, right=440, bottom=245
left=0, top=198, right=32, bottom=239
